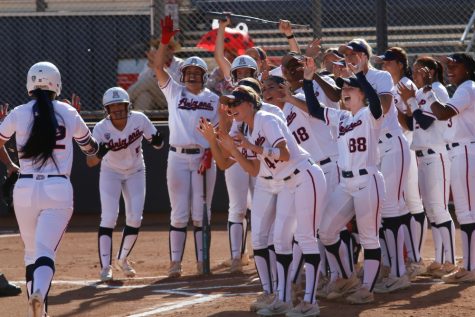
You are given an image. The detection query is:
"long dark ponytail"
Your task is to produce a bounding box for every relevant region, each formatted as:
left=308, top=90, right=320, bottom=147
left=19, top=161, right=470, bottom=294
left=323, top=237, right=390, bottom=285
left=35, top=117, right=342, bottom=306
left=21, top=88, right=59, bottom=169
left=415, top=56, right=445, bottom=85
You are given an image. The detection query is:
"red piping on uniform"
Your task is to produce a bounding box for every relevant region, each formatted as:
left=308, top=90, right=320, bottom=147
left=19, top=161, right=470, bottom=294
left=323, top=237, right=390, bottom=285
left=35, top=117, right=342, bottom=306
left=465, top=146, right=471, bottom=210
left=373, top=174, right=380, bottom=236
left=0, top=132, right=10, bottom=140
left=336, top=165, right=340, bottom=183
left=307, top=169, right=317, bottom=237
left=272, top=137, right=284, bottom=147
left=325, top=108, right=329, bottom=125
left=440, top=153, right=447, bottom=210
left=397, top=136, right=404, bottom=200
left=74, top=130, right=90, bottom=142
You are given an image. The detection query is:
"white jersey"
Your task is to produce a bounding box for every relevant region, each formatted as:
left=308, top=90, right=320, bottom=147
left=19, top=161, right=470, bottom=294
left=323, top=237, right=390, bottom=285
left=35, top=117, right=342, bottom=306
left=324, top=106, right=382, bottom=171
left=283, top=94, right=338, bottom=162
left=394, top=77, right=418, bottom=114
left=92, top=111, right=157, bottom=173
left=365, top=68, right=399, bottom=134
left=411, top=86, right=450, bottom=152
left=160, top=77, right=219, bottom=148
left=0, top=100, right=91, bottom=176
left=248, top=110, right=310, bottom=180
left=444, top=80, right=475, bottom=143
left=230, top=102, right=285, bottom=177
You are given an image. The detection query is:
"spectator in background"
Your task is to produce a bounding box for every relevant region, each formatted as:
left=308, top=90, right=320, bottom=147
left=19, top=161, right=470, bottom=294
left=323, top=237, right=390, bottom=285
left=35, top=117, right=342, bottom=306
left=128, top=38, right=183, bottom=111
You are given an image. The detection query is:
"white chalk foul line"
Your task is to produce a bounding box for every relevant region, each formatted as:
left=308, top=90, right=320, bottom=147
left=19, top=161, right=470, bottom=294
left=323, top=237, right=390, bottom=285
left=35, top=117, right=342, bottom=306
left=127, top=293, right=224, bottom=317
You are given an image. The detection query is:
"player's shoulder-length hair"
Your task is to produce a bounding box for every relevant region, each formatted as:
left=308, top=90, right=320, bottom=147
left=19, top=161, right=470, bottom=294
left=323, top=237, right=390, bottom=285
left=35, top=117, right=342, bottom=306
left=21, top=88, right=60, bottom=170
left=234, top=85, right=262, bottom=110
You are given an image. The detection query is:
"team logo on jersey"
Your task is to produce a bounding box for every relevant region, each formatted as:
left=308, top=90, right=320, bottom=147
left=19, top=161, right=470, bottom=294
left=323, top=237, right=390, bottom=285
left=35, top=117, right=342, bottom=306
left=315, top=90, right=320, bottom=97
left=178, top=97, right=213, bottom=111
left=339, top=119, right=363, bottom=136
left=286, top=111, right=297, bottom=126
left=255, top=134, right=265, bottom=147
left=418, top=99, right=426, bottom=106
left=106, top=128, right=143, bottom=151
left=104, top=133, right=111, bottom=140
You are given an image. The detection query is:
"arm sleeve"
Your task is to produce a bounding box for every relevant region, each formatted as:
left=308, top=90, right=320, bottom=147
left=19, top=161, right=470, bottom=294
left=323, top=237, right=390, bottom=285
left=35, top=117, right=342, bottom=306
left=446, top=85, right=470, bottom=115
left=355, top=72, right=382, bottom=119
left=0, top=109, right=17, bottom=141
left=303, top=79, right=325, bottom=120
left=159, top=76, right=182, bottom=107
left=262, top=117, right=286, bottom=148
left=412, top=109, right=435, bottom=130
left=405, top=115, right=414, bottom=131
left=73, top=112, right=99, bottom=155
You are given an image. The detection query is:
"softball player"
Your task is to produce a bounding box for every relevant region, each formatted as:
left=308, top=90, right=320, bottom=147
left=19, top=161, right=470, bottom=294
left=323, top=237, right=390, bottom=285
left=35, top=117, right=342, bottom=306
left=304, top=56, right=385, bottom=304
left=377, top=47, right=429, bottom=281
left=261, top=74, right=342, bottom=300
left=213, top=17, right=264, bottom=271
left=198, top=80, right=286, bottom=300
left=86, top=87, right=164, bottom=282
left=219, top=85, right=327, bottom=316
left=425, top=53, right=475, bottom=283
left=155, top=16, right=219, bottom=277
left=398, top=56, right=455, bottom=278
left=339, top=40, right=412, bottom=293
left=0, top=62, right=99, bottom=317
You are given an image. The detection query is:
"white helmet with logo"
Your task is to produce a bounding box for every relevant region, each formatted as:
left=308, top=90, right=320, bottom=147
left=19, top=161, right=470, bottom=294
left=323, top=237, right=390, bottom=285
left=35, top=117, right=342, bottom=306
left=180, top=56, right=209, bottom=84
left=26, top=62, right=62, bottom=96
left=102, top=87, right=130, bottom=107
left=230, top=55, right=258, bottom=83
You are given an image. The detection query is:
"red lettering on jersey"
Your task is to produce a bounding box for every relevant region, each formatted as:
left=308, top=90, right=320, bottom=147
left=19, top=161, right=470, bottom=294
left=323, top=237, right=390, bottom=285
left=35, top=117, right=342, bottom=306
left=178, top=98, right=213, bottom=111
left=339, top=119, right=363, bottom=136
left=286, top=111, right=297, bottom=126
left=418, top=99, right=426, bottom=106
left=107, top=129, right=144, bottom=151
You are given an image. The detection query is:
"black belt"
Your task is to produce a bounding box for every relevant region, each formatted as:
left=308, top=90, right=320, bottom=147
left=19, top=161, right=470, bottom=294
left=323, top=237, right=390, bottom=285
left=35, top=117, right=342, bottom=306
left=170, top=146, right=201, bottom=154
left=262, top=169, right=300, bottom=181
left=341, top=169, right=368, bottom=178
left=319, top=157, right=331, bottom=166
left=19, top=174, right=67, bottom=179
left=378, top=133, right=392, bottom=144
left=415, top=149, right=435, bottom=157
left=284, top=169, right=300, bottom=181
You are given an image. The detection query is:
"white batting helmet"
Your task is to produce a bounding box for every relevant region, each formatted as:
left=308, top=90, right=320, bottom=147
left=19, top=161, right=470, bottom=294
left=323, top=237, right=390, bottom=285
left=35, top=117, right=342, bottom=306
left=180, top=56, right=209, bottom=84
left=102, top=87, right=130, bottom=107
left=26, top=62, right=62, bottom=96
left=230, top=55, right=258, bottom=83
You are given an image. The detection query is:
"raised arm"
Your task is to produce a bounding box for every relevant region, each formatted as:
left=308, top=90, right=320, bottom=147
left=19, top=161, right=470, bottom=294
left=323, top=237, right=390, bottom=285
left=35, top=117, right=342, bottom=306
left=349, top=57, right=382, bottom=119
left=214, top=17, right=232, bottom=78
left=302, top=57, right=325, bottom=120
left=279, top=20, right=300, bottom=54
left=154, top=15, right=179, bottom=86
left=398, top=83, right=435, bottom=130
left=198, top=118, right=235, bottom=170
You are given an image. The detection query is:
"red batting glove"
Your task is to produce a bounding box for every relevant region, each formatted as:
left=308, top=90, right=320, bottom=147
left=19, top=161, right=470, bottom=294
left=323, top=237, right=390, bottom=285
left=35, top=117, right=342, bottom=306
left=160, top=15, right=180, bottom=45
left=198, top=149, right=212, bottom=175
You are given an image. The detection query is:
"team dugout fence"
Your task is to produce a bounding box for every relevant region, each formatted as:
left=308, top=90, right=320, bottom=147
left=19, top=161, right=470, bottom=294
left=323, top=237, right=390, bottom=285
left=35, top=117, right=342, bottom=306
left=0, top=0, right=473, bottom=118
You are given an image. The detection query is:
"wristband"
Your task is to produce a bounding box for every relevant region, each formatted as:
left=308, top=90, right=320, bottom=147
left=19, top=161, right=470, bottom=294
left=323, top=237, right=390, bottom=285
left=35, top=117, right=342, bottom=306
left=407, top=97, right=419, bottom=113
left=286, top=34, right=295, bottom=39
left=263, top=147, right=281, bottom=160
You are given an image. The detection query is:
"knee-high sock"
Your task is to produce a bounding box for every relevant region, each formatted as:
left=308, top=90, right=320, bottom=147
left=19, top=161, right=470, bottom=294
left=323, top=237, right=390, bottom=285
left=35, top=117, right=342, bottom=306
left=98, top=226, right=113, bottom=268
left=228, top=221, right=243, bottom=260
left=242, top=212, right=249, bottom=255
left=383, top=215, right=407, bottom=277
left=290, top=239, right=304, bottom=284
left=317, top=236, right=329, bottom=276
left=460, top=223, right=475, bottom=271
left=254, top=248, right=273, bottom=294
left=303, top=253, right=320, bottom=304
left=431, top=223, right=444, bottom=263
left=25, top=264, right=35, bottom=298
left=379, top=227, right=391, bottom=268
left=340, top=229, right=355, bottom=273
left=407, top=212, right=426, bottom=262
left=276, top=253, right=293, bottom=302
left=437, top=220, right=456, bottom=264
left=324, top=239, right=352, bottom=279
left=268, top=245, right=277, bottom=292
left=31, top=256, right=55, bottom=303
left=193, top=226, right=210, bottom=262
left=169, top=225, right=187, bottom=262
left=362, top=248, right=381, bottom=292
left=117, top=225, right=140, bottom=260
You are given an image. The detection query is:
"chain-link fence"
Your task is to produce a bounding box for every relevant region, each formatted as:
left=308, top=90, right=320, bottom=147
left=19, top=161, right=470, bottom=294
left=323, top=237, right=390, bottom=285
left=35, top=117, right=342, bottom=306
left=0, top=0, right=473, bottom=119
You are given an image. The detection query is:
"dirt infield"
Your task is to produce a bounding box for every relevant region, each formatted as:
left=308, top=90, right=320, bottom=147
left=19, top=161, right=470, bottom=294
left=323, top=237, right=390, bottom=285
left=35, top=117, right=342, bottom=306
left=1, top=213, right=475, bottom=317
